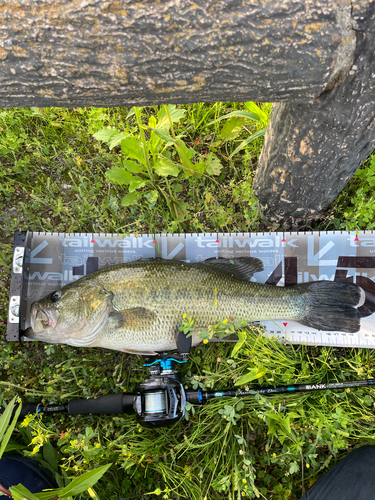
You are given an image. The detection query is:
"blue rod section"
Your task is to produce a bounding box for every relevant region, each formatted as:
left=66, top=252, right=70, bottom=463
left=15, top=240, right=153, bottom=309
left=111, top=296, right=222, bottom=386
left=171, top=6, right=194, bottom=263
left=188, top=379, right=375, bottom=404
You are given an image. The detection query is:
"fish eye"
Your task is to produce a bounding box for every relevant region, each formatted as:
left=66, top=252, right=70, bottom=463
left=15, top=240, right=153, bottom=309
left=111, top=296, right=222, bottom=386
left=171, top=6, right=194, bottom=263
left=50, top=290, right=62, bottom=303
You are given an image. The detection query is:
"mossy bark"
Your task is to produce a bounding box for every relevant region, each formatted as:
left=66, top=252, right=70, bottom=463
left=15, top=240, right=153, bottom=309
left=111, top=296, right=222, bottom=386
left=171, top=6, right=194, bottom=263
left=0, top=1, right=355, bottom=108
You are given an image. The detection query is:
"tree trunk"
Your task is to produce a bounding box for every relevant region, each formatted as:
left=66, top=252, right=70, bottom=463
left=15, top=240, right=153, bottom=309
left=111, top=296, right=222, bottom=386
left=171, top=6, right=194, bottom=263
left=253, top=1, right=375, bottom=224
left=0, top=0, right=356, bottom=108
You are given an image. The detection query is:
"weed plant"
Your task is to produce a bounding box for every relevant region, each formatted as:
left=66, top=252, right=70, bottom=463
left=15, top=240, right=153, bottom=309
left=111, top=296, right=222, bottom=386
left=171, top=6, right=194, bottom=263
left=0, top=103, right=375, bottom=499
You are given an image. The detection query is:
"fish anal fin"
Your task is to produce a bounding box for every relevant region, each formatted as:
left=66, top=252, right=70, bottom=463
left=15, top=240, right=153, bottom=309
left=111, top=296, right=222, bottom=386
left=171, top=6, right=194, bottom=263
left=109, top=307, right=157, bottom=329
left=120, top=348, right=158, bottom=355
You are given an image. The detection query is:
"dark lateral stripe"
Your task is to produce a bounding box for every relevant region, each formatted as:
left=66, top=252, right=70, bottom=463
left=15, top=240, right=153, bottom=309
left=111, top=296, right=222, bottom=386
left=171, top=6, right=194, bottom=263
left=337, top=256, right=375, bottom=268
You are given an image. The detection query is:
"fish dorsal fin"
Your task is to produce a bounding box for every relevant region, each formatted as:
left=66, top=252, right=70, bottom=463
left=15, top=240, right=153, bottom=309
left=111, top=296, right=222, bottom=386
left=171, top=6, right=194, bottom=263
left=109, top=307, right=157, bottom=329
left=193, top=257, right=264, bottom=281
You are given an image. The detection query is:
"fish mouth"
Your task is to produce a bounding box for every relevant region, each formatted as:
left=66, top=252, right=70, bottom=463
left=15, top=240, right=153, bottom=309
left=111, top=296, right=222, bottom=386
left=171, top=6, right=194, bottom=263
left=30, top=303, right=57, bottom=332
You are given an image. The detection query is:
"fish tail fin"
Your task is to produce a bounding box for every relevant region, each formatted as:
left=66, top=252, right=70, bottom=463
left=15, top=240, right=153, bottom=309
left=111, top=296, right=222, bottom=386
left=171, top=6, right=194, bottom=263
left=298, top=281, right=362, bottom=333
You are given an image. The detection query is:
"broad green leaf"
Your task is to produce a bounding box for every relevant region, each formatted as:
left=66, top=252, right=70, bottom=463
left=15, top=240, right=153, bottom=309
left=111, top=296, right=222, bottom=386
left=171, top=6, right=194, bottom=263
left=148, top=115, right=157, bottom=128
left=234, top=368, right=267, bottom=386
left=9, top=484, right=40, bottom=500
left=154, top=159, right=181, bottom=177
left=34, top=489, right=64, bottom=500
left=128, top=178, right=146, bottom=192
left=108, top=132, right=130, bottom=150
left=122, top=159, right=144, bottom=174
left=92, top=128, right=120, bottom=144
left=205, top=153, right=223, bottom=176
left=43, top=442, right=59, bottom=473
left=144, top=190, right=158, bottom=206
left=176, top=139, right=195, bottom=160
left=229, top=127, right=266, bottom=159
left=121, top=136, right=146, bottom=165
left=207, top=110, right=261, bottom=126
left=121, top=192, right=142, bottom=207
left=59, top=463, right=112, bottom=497
left=106, top=168, right=134, bottom=185
left=5, top=443, right=26, bottom=453
left=220, top=116, right=244, bottom=140
left=174, top=200, right=189, bottom=220
left=189, top=161, right=205, bottom=175
left=289, top=462, right=299, bottom=475
left=0, top=398, right=21, bottom=460
left=244, top=101, right=269, bottom=122
left=172, top=183, right=183, bottom=193
left=231, top=331, right=247, bottom=357
left=152, top=128, right=175, bottom=143
left=157, top=105, right=186, bottom=129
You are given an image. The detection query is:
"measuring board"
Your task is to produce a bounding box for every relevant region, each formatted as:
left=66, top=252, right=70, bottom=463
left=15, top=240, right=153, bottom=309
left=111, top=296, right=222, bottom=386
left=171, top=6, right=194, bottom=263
left=6, top=230, right=375, bottom=348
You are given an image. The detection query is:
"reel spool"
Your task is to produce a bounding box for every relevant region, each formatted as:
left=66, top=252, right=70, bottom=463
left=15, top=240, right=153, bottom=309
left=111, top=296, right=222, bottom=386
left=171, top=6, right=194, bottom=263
left=144, top=391, right=167, bottom=414
left=132, top=355, right=188, bottom=428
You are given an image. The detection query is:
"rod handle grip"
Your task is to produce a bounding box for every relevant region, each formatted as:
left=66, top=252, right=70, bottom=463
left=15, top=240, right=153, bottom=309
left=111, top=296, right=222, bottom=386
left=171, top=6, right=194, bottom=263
left=68, top=393, right=134, bottom=415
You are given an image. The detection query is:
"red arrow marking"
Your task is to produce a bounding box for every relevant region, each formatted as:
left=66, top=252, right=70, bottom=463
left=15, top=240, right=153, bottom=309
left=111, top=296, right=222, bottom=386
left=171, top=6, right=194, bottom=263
left=354, top=236, right=359, bottom=241
left=283, top=322, right=288, bottom=327
left=281, top=238, right=286, bottom=242
left=153, top=240, right=157, bottom=244
left=91, top=240, right=95, bottom=243
left=215, top=239, right=220, bottom=243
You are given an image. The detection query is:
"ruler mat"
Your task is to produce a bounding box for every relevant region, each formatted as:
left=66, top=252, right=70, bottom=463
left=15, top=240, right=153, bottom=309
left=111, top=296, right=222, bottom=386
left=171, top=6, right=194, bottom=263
left=7, top=230, right=375, bottom=348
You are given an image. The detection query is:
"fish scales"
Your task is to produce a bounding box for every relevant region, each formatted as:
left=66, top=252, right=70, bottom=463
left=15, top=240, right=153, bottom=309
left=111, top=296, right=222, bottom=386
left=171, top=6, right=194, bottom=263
left=24, top=258, right=362, bottom=354
left=91, top=260, right=306, bottom=352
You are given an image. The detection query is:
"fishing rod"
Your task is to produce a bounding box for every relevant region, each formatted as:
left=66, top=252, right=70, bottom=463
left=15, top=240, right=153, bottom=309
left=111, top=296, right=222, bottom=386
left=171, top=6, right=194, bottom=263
left=15, top=370, right=375, bottom=429
left=11, top=331, right=375, bottom=428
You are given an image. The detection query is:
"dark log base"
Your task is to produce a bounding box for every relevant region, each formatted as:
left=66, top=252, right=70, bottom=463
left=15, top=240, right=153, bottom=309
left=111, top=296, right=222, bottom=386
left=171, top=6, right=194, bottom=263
left=254, top=4, right=375, bottom=221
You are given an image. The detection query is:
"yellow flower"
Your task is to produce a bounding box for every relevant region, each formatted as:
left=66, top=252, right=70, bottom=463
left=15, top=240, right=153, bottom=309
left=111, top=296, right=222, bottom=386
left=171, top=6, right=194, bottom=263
left=272, top=453, right=277, bottom=458
left=306, top=464, right=310, bottom=469
left=203, top=339, right=208, bottom=344
left=344, top=212, right=348, bottom=217
left=183, top=314, right=187, bottom=319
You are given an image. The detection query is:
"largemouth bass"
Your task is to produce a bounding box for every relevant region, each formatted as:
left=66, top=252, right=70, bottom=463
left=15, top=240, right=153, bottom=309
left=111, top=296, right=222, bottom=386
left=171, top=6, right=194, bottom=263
left=24, top=257, right=362, bottom=354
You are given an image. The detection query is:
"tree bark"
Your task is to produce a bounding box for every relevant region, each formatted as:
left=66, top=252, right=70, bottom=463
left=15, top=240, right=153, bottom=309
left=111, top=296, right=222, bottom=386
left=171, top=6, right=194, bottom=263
left=253, top=1, right=375, bottom=224
left=0, top=0, right=356, bottom=108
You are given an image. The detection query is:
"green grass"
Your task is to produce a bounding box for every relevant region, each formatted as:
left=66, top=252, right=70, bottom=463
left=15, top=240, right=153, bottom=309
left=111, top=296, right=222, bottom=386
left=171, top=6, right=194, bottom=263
left=1, top=103, right=375, bottom=499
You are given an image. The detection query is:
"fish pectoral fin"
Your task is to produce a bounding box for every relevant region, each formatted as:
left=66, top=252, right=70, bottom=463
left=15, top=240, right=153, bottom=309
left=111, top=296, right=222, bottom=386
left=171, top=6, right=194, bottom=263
left=109, top=307, right=157, bottom=329
left=194, top=257, right=264, bottom=280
